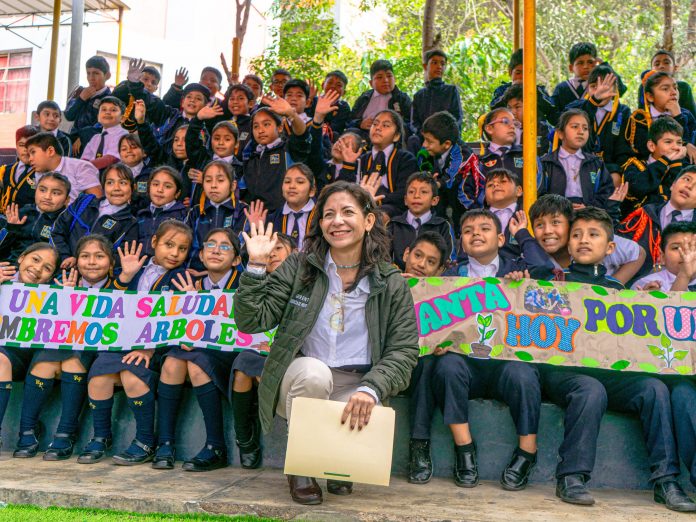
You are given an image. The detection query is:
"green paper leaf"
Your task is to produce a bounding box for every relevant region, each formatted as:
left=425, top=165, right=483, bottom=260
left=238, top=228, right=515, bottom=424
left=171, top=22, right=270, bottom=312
left=673, top=350, right=689, bottom=361
left=455, top=277, right=470, bottom=287
left=675, top=366, right=692, bottom=375
left=407, top=278, right=419, bottom=288
left=537, top=280, right=553, bottom=287
left=648, top=290, right=669, bottom=299
left=459, top=343, right=472, bottom=355
left=591, top=286, right=608, bottom=296
left=425, top=277, right=443, bottom=286
left=419, top=346, right=430, bottom=356
left=648, top=344, right=664, bottom=357
left=546, top=355, right=567, bottom=366
left=581, top=357, right=600, bottom=368
left=638, top=362, right=659, bottom=373
left=618, top=290, right=637, bottom=299
left=489, top=344, right=504, bottom=357
left=682, top=292, right=696, bottom=301
left=437, top=340, right=453, bottom=348
left=483, top=277, right=501, bottom=285
left=610, top=360, right=631, bottom=371
left=484, top=329, right=495, bottom=341
left=564, top=282, right=583, bottom=292
left=507, top=279, right=524, bottom=289
left=515, top=351, right=534, bottom=362
left=660, top=334, right=671, bottom=349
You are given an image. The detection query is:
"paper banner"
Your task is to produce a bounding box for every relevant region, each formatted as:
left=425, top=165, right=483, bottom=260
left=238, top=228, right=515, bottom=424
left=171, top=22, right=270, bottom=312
left=0, top=283, right=272, bottom=353
left=410, top=276, right=696, bottom=376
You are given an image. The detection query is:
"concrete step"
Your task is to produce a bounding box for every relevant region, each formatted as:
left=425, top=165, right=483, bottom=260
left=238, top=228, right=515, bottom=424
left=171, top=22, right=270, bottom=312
left=0, top=383, right=690, bottom=491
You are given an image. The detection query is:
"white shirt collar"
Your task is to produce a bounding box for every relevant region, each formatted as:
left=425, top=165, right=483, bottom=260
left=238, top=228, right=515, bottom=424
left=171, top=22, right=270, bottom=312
left=204, top=269, right=233, bottom=290
left=650, top=105, right=671, bottom=118
left=145, top=259, right=167, bottom=275
left=92, top=86, right=109, bottom=97
left=81, top=276, right=108, bottom=288
left=372, top=143, right=394, bottom=159
left=325, top=251, right=371, bottom=294
left=488, top=142, right=512, bottom=155
left=130, top=162, right=144, bottom=177
left=99, top=199, right=127, bottom=215
left=406, top=210, right=432, bottom=227
left=468, top=255, right=500, bottom=277
left=150, top=200, right=177, bottom=213
left=256, top=138, right=283, bottom=155
left=490, top=202, right=517, bottom=215
left=559, top=147, right=584, bottom=160
left=209, top=197, right=231, bottom=209
left=213, top=154, right=234, bottom=163
left=282, top=199, right=315, bottom=215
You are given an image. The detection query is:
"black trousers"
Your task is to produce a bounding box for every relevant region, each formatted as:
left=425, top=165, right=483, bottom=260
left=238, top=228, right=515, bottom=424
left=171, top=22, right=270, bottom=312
left=409, top=355, right=437, bottom=439
left=668, top=378, right=696, bottom=487
left=428, top=352, right=541, bottom=437
left=543, top=368, right=680, bottom=482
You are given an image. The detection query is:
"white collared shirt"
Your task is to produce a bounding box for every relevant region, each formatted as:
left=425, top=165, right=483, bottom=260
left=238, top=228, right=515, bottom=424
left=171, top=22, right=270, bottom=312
left=488, top=142, right=512, bottom=157
left=363, top=91, right=392, bottom=120
left=130, top=162, right=145, bottom=178
left=468, top=255, right=500, bottom=278
left=437, top=147, right=451, bottom=171
left=650, top=105, right=672, bottom=119
left=97, top=199, right=127, bottom=219
left=631, top=269, right=696, bottom=291
left=81, top=277, right=108, bottom=289
left=213, top=154, right=234, bottom=163
left=149, top=200, right=177, bottom=214
left=568, top=77, right=587, bottom=95
left=38, top=156, right=100, bottom=202
left=283, top=200, right=315, bottom=251
left=558, top=147, right=585, bottom=198
left=81, top=125, right=129, bottom=161
left=371, top=144, right=394, bottom=188
left=256, top=137, right=283, bottom=156
left=137, top=260, right=167, bottom=292
left=204, top=269, right=233, bottom=290
left=490, top=203, right=517, bottom=233
left=406, top=210, right=432, bottom=230
left=604, top=236, right=641, bottom=276
left=660, top=202, right=693, bottom=230
left=302, top=252, right=372, bottom=369
left=595, top=99, right=613, bottom=124
left=14, top=160, right=28, bottom=182
left=210, top=197, right=231, bottom=209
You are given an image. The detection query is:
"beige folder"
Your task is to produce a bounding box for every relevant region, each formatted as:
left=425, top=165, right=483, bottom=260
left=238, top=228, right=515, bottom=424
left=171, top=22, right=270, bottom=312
left=284, top=397, right=396, bottom=486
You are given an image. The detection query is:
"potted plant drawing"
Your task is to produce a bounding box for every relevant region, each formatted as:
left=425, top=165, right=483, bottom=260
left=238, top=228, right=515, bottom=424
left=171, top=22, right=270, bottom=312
left=647, top=334, right=689, bottom=374
left=469, top=313, right=496, bottom=359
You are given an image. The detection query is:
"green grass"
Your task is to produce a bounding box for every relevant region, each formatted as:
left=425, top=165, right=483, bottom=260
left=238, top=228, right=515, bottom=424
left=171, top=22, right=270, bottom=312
left=0, top=504, right=281, bottom=522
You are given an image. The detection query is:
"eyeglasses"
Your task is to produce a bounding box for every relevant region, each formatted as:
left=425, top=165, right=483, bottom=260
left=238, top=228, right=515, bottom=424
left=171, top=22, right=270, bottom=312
left=488, top=118, right=515, bottom=126
left=329, top=292, right=345, bottom=333
left=203, top=242, right=233, bottom=252
left=271, top=79, right=288, bottom=86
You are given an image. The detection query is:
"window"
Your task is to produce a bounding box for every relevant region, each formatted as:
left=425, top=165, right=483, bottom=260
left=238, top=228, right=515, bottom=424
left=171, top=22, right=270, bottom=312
left=0, top=50, right=31, bottom=114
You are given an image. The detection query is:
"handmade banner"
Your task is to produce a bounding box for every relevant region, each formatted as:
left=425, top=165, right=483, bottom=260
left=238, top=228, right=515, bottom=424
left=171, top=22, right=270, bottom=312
left=0, top=283, right=272, bottom=353
left=410, top=276, right=696, bottom=376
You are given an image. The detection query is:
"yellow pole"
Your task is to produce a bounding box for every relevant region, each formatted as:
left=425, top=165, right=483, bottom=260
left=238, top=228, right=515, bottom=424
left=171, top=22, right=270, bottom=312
left=115, top=7, right=124, bottom=83
left=522, top=0, right=537, bottom=217
left=47, top=0, right=61, bottom=100
left=513, top=0, right=521, bottom=50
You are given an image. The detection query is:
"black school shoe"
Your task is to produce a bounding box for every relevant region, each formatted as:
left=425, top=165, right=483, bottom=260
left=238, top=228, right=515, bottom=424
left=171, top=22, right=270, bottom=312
left=43, top=433, right=77, bottom=461
left=556, top=474, right=595, bottom=506
left=500, top=448, right=536, bottom=491
left=237, top=417, right=262, bottom=469
left=112, top=439, right=155, bottom=466
left=182, top=444, right=228, bottom=472
left=408, top=439, right=433, bottom=484
left=654, top=478, right=696, bottom=512
left=152, top=441, right=176, bottom=470
left=13, top=423, right=43, bottom=458
left=77, top=437, right=112, bottom=464
left=453, top=442, right=479, bottom=488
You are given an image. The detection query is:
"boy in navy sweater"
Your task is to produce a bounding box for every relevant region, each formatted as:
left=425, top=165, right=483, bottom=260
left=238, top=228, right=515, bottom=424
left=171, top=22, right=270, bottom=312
left=551, top=43, right=598, bottom=114
left=36, top=101, right=72, bottom=158
left=499, top=84, right=553, bottom=156
left=0, top=125, right=39, bottom=213
left=305, top=70, right=352, bottom=141
left=411, top=50, right=462, bottom=137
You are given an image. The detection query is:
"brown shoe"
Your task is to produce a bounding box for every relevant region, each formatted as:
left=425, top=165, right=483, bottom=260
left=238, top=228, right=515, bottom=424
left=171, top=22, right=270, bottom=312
left=287, top=475, right=323, bottom=505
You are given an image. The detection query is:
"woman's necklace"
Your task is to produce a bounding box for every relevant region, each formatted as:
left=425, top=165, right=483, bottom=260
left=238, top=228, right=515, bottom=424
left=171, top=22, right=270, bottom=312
left=335, top=262, right=360, bottom=269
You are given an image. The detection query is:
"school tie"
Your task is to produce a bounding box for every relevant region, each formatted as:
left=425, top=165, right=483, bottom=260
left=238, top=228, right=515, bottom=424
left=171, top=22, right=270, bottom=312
left=414, top=217, right=422, bottom=231
left=95, top=130, right=108, bottom=158
left=671, top=210, right=682, bottom=224
left=291, top=212, right=303, bottom=240
left=498, top=146, right=509, bottom=157
left=373, top=151, right=386, bottom=174
left=153, top=207, right=163, bottom=218
left=211, top=284, right=220, bottom=290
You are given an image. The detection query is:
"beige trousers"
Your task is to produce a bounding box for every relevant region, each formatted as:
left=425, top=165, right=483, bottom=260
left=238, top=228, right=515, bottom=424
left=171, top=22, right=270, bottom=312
left=276, top=356, right=363, bottom=420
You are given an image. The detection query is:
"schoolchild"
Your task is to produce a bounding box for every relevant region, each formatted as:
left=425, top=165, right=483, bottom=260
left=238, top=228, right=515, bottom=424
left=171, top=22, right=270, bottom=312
left=242, top=74, right=263, bottom=103
left=139, top=66, right=161, bottom=94
left=51, top=163, right=138, bottom=268
left=0, top=126, right=40, bottom=212
left=483, top=168, right=525, bottom=258
left=0, top=243, right=59, bottom=448
left=154, top=83, right=212, bottom=148
left=118, top=134, right=151, bottom=212
left=282, top=79, right=312, bottom=135
left=269, top=68, right=291, bottom=99
left=551, top=43, right=598, bottom=114
left=36, top=101, right=72, bottom=158
left=152, top=228, right=243, bottom=472
left=305, top=91, right=344, bottom=188
left=305, top=70, right=352, bottom=140
left=500, top=84, right=554, bottom=156
left=80, top=96, right=129, bottom=170
left=637, top=50, right=696, bottom=119
left=224, top=83, right=255, bottom=157
left=12, top=235, right=116, bottom=460
left=77, top=223, right=192, bottom=465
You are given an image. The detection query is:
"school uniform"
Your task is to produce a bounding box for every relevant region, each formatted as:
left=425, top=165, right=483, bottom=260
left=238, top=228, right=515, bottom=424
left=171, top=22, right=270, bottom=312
left=410, top=78, right=463, bottom=134
left=303, top=121, right=334, bottom=191
left=489, top=201, right=525, bottom=259
left=0, top=204, right=64, bottom=263
left=387, top=210, right=454, bottom=270
left=551, top=78, right=588, bottom=115
left=51, top=129, right=73, bottom=158
left=348, top=86, right=412, bottom=139
left=626, top=106, right=696, bottom=160
left=186, top=197, right=248, bottom=271
left=129, top=162, right=154, bottom=214
left=539, top=148, right=613, bottom=208
left=241, top=133, right=311, bottom=213
left=0, top=274, right=36, bottom=382
left=638, top=78, right=696, bottom=121
left=490, top=83, right=557, bottom=124
left=618, top=201, right=696, bottom=278
left=0, top=160, right=37, bottom=212
left=65, top=86, right=112, bottom=134
left=543, top=263, right=681, bottom=493
left=51, top=194, right=138, bottom=263
left=565, top=97, right=631, bottom=176
left=80, top=125, right=129, bottom=162
left=514, top=119, right=554, bottom=156
left=337, top=144, right=418, bottom=217
left=477, top=143, right=529, bottom=185
left=417, top=141, right=481, bottom=226
left=622, top=155, right=691, bottom=215
left=136, top=201, right=188, bottom=257
left=35, top=156, right=101, bottom=203
left=305, top=96, right=351, bottom=140
left=267, top=200, right=317, bottom=251
left=231, top=114, right=253, bottom=159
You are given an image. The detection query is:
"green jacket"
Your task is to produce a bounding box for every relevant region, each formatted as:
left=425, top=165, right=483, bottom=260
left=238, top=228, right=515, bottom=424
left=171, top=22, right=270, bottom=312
left=234, top=252, right=420, bottom=433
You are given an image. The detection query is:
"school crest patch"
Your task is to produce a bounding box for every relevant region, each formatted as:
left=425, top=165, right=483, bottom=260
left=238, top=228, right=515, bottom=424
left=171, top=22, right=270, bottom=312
left=27, top=177, right=36, bottom=187
left=224, top=216, right=233, bottom=228
left=137, top=181, right=148, bottom=194
left=514, top=157, right=523, bottom=168
left=40, top=225, right=52, bottom=239
left=611, top=121, right=621, bottom=135
left=102, top=218, right=116, bottom=230
left=589, top=171, right=598, bottom=185
left=270, top=154, right=280, bottom=165
left=484, top=160, right=498, bottom=168
left=239, top=132, right=249, bottom=141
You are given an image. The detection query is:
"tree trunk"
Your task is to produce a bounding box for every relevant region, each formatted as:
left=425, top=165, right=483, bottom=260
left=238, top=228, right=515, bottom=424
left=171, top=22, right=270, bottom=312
left=422, top=0, right=439, bottom=62
left=236, top=0, right=253, bottom=50
left=662, top=0, right=673, bottom=51
left=680, top=0, right=696, bottom=67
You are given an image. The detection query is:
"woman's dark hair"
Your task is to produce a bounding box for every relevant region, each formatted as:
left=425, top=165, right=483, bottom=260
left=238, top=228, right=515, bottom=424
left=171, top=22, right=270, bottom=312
left=75, top=234, right=115, bottom=265
left=285, top=163, right=316, bottom=189
left=373, top=109, right=405, bottom=148
left=100, top=162, right=134, bottom=189
left=301, top=181, right=391, bottom=292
